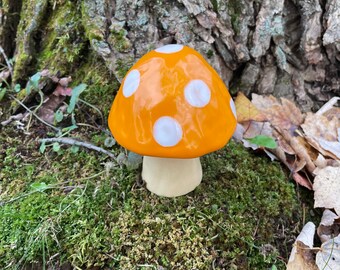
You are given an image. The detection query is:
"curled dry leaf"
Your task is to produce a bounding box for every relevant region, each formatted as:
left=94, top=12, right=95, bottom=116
left=234, top=92, right=267, bottom=122
left=235, top=93, right=339, bottom=191
left=251, top=93, right=280, bottom=110
left=315, top=236, right=340, bottom=270
left=314, top=154, right=328, bottom=169
left=317, top=209, right=340, bottom=243
left=302, top=112, right=340, bottom=160
left=250, top=94, right=317, bottom=178
left=280, top=129, right=316, bottom=174
left=292, top=172, right=313, bottom=190
left=287, top=222, right=318, bottom=270
left=251, top=94, right=304, bottom=131
left=313, top=166, right=340, bottom=216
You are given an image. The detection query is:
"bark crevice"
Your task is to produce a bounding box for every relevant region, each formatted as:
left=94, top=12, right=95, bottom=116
left=1, top=0, right=338, bottom=110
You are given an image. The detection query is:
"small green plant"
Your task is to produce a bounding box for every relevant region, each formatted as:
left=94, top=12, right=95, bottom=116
left=0, top=134, right=300, bottom=269
left=245, top=135, right=278, bottom=149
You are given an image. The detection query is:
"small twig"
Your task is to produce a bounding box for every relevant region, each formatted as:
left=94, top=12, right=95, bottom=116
left=9, top=94, right=60, bottom=132
left=0, top=45, right=13, bottom=79
left=316, top=96, right=339, bottom=116
left=39, top=137, right=117, bottom=160
left=1, top=113, right=25, bottom=126
left=76, top=123, right=112, bottom=136
left=79, top=98, right=104, bottom=124
left=47, top=253, right=59, bottom=264
left=26, top=90, right=45, bottom=132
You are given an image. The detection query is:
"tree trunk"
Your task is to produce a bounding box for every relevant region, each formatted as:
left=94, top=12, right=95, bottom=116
left=1, top=0, right=339, bottom=111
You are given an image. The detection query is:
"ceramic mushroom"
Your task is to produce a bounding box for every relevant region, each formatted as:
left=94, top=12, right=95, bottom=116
left=108, top=44, right=237, bottom=197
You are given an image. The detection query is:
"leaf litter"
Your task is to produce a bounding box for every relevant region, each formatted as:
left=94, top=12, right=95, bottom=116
left=234, top=93, right=340, bottom=269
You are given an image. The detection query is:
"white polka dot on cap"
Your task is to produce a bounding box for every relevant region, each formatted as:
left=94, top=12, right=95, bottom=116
left=184, top=80, right=211, bottom=108
left=155, top=44, right=184, bottom=54
left=122, top=69, right=140, bottom=97
left=153, top=116, right=183, bottom=147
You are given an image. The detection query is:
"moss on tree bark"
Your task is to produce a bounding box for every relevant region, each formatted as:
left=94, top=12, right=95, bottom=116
left=1, top=0, right=339, bottom=109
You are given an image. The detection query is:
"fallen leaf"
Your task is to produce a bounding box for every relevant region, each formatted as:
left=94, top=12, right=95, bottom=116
left=315, top=97, right=340, bottom=116
left=280, top=129, right=316, bottom=174
left=238, top=121, right=277, bottom=154
left=323, top=107, right=340, bottom=122
left=252, top=94, right=304, bottom=131
left=314, top=154, right=328, bottom=169
left=302, top=113, right=340, bottom=160
left=243, top=121, right=273, bottom=139
left=251, top=93, right=280, bottom=110
left=38, top=95, right=66, bottom=124
left=53, top=85, right=72, bottom=96
left=292, top=172, right=313, bottom=190
left=287, top=222, right=318, bottom=270
left=313, top=166, right=340, bottom=216
left=317, top=209, right=340, bottom=243
left=232, top=123, right=245, bottom=141
left=315, top=235, right=340, bottom=270
left=319, top=136, right=340, bottom=160
left=263, top=149, right=277, bottom=161
left=249, top=94, right=315, bottom=176
left=234, top=92, right=267, bottom=122
left=245, top=135, right=277, bottom=149
left=276, top=134, right=295, bottom=155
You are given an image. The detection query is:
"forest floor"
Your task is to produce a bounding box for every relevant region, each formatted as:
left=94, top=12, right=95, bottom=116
left=0, top=77, right=315, bottom=270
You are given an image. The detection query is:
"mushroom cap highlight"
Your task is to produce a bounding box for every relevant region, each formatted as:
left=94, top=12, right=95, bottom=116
left=108, top=44, right=237, bottom=158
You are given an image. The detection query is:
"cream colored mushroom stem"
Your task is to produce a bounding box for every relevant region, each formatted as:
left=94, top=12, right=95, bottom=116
left=142, top=156, right=202, bottom=197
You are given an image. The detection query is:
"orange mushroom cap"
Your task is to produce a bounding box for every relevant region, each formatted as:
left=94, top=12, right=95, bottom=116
left=108, top=44, right=237, bottom=158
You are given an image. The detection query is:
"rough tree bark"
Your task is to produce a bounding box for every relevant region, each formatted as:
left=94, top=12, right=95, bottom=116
left=0, top=0, right=339, bottom=111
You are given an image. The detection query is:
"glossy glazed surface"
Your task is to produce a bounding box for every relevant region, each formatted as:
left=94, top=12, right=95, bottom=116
left=108, top=45, right=237, bottom=158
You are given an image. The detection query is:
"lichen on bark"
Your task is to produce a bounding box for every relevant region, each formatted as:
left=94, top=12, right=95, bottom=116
left=2, top=0, right=340, bottom=110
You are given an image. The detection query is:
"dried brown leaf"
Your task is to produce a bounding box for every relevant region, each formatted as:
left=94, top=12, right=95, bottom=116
left=323, top=107, right=340, bottom=121
left=287, top=222, right=318, bottom=270
left=234, top=92, right=267, bottom=122
left=251, top=93, right=280, bottom=110
left=315, top=97, right=340, bottom=116
left=252, top=94, right=304, bottom=131
left=317, top=209, right=340, bottom=243
left=292, top=172, right=313, bottom=190
left=302, top=113, right=338, bottom=142
left=314, top=154, right=328, bottom=169
left=302, top=112, right=340, bottom=160
left=280, top=129, right=316, bottom=174
left=314, top=166, right=340, bottom=216
left=38, top=95, right=66, bottom=124
left=243, top=121, right=273, bottom=139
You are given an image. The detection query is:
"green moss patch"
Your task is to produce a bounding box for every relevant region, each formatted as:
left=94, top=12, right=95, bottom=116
left=0, top=124, right=300, bottom=269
